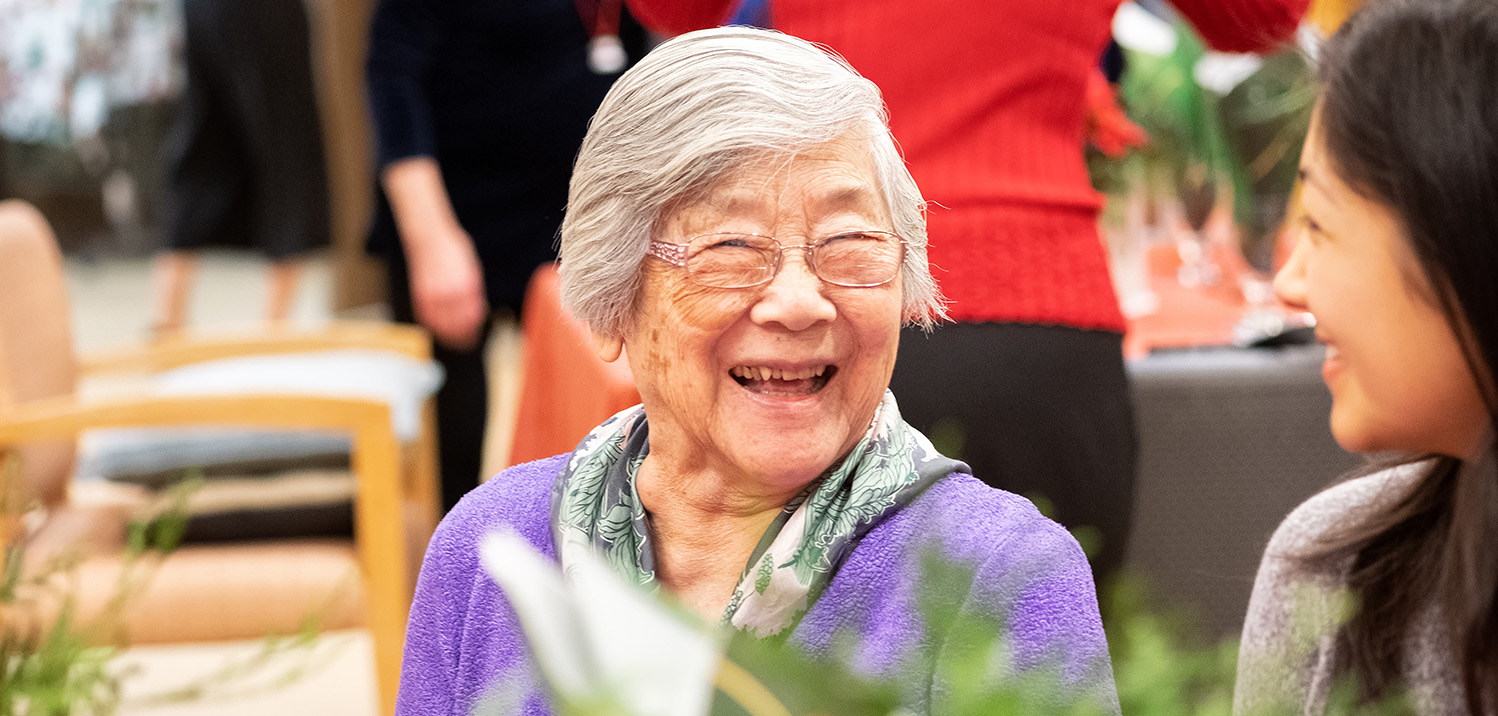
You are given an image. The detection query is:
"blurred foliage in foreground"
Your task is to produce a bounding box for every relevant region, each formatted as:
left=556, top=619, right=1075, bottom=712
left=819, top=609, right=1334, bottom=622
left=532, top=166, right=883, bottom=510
left=1103, top=575, right=1239, bottom=716
left=705, top=568, right=1244, bottom=716
left=507, top=538, right=1413, bottom=716
left=0, top=455, right=340, bottom=716
left=0, top=454, right=196, bottom=716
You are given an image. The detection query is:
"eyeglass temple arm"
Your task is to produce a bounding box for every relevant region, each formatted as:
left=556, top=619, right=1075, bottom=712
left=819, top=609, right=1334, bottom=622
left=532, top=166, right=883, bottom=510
left=646, top=240, right=689, bottom=266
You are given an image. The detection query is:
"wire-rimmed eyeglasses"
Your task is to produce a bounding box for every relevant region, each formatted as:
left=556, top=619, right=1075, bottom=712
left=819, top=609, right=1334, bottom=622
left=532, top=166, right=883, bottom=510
left=646, top=230, right=907, bottom=289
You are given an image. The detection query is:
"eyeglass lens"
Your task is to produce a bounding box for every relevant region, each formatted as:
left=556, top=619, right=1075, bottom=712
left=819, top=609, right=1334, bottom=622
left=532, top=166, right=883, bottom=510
left=685, top=232, right=902, bottom=288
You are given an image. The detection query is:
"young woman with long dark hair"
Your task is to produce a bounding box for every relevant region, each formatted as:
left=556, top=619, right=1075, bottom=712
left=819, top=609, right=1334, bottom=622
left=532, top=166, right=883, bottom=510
left=1234, top=1, right=1498, bottom=714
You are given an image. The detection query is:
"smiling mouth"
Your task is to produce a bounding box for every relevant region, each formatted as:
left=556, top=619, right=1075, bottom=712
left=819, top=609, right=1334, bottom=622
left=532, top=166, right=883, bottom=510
left=730, top=365, right=836, bottom=396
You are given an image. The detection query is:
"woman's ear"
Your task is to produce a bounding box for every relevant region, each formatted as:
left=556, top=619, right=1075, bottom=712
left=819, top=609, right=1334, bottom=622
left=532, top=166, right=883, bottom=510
left=591, top=331, right=624, bottom=363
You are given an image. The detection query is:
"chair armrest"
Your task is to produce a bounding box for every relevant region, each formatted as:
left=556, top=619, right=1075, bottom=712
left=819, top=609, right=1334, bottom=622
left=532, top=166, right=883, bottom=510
left=79, top=321, right=430, bottom=375
left=0, top=392, right=393, bottom=440
left=0, top=393, right=405, bottom=541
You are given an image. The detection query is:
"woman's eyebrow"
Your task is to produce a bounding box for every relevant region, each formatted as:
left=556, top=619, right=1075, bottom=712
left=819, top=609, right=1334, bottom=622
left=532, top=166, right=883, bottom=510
left=1298, top=166, right=1342, bottom=208
left=809, top=184, right=883, bottom=217
left=685, top=189, right=773, bottom=224
left=685, top=181, right=882, bottom=226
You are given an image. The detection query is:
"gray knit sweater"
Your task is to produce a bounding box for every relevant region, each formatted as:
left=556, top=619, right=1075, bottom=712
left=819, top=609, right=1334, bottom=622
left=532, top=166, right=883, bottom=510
left=1234, top=462, right=1469, bottom=716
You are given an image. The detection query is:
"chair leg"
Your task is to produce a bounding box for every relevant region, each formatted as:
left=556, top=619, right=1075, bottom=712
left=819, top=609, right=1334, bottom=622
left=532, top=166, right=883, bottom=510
left=401, top=403, right=442, bottom=593
left=410, top=400, right=441, bottom=528
left=352, top=415, right=410, bottom=716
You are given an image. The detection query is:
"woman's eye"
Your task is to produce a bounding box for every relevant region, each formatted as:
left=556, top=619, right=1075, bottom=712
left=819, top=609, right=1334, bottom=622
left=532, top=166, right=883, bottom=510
left=1299, top=215, right=1325, bottom=243
left=704, top=235, right=754, bottom=250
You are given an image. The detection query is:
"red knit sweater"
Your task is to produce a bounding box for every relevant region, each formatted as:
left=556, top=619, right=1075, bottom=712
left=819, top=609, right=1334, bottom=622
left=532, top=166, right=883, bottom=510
left=628, top=0, right=1308, bottom=331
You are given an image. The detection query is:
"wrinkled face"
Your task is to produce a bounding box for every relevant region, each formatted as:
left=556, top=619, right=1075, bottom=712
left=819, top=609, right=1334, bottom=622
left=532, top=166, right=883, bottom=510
left=1274, top=115, right=1489, bottom=459
left=614, top=140, right=903, bottom=492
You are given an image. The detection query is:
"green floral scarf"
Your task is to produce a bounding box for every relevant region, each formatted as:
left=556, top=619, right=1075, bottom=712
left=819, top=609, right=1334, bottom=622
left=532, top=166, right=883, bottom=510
left=549, top=390, right=968, bottom=637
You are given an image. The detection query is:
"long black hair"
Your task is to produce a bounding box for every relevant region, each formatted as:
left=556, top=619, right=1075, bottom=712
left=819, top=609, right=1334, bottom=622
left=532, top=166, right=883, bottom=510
left=1309, top=1, right=1498, bottom=713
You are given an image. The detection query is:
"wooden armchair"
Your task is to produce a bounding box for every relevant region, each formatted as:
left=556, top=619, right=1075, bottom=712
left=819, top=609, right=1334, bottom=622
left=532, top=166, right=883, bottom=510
left=0, top=199, right=437, bottom=715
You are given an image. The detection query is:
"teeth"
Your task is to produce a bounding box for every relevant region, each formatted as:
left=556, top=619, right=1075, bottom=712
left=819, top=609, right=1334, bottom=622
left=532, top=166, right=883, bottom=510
left=732, top=365, right=831, bottom=381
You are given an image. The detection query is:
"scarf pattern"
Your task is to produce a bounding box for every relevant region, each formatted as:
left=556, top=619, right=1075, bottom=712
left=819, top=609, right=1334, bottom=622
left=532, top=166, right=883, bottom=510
left=550, top=390, right=968, bottom=637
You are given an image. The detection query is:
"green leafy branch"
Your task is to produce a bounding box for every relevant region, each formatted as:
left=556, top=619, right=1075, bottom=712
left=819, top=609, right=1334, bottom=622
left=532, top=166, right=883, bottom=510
left=1, top=454, right=346, bottom=715
left=0, top=453, right=194, bottom=716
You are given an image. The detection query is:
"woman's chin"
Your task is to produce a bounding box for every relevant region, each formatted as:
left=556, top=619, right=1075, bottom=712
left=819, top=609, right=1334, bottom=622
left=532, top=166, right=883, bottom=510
left=1328, top=406, right=1371, bottom=454
left=722, top=402, right=872, bottom=479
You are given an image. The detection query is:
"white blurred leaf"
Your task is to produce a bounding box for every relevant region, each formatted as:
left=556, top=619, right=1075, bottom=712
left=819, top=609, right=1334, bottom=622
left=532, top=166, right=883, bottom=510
left=1113, top=2, right=1178, bottom=56
left=479, top=529, right=723, bottom=716
left=479, top=530, right=596, bottom=699
left=1194, top=52, right=1263, bottom=95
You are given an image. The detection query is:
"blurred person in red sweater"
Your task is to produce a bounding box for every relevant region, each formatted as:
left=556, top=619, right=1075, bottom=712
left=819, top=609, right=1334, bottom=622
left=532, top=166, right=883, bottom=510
left=624, top=0, right=1308, bottom=582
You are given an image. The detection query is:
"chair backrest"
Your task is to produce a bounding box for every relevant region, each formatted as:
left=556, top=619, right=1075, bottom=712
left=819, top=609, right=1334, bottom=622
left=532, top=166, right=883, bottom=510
left=0, top=200, right=79, bottom=508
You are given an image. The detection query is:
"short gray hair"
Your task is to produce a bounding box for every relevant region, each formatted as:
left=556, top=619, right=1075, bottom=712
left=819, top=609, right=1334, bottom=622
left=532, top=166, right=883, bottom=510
left=558, top=26, right=946, bottom=337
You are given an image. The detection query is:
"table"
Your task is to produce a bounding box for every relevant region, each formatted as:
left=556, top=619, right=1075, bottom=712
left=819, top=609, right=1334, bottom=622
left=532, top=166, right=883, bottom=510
left=1122, top=241, right=1255, bottom=358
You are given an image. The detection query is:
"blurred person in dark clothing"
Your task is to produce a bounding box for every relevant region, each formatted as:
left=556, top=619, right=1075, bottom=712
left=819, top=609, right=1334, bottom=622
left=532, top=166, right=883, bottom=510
left=155, top=0, right=329, bottom=334
left=365, top=0, right=647, bottom=512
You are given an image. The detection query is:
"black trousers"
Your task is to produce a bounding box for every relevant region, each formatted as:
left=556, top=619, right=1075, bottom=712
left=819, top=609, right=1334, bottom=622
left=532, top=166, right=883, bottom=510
left=385, top=254, right=497, bottom=514
left=162, top=0, right=328, bottom=258
left=888, top=322, right=1138, bottom=583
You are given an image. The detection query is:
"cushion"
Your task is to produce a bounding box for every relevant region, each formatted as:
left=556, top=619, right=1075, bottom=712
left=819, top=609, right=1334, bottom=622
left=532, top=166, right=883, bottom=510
left=76, top=349, right=442, bottom=484
left=78, top=429, right=350, bottom=487
left=177, top=468, right=356, bottom=543
left=68, top=468, right=358, bottom=544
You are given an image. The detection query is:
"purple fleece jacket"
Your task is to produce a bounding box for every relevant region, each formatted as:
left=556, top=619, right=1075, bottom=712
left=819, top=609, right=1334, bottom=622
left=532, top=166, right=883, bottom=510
left=395, top=454, right=1120, bottom=716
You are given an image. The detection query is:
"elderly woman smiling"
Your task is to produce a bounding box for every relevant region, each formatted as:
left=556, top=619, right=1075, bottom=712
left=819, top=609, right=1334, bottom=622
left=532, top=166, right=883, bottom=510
left=395, top=26, right=1117, bottom=716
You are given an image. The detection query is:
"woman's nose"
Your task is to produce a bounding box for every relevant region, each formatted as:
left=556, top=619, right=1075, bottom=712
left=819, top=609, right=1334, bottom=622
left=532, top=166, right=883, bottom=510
left=1273, top=235, right=1310, bottom=311
left=750, top=251, right=836, bottom=331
